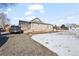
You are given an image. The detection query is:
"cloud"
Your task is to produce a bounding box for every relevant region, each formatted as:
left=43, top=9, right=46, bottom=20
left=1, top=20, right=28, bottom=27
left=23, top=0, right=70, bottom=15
left=25, top=11, right=32, bottom=15
left=26, top=16, right=36, bottom=21
left=7, top=8, right=12, bottom=11
left=13, top=17, right=24, bottom=20
left=12, top=16, right=36, bottom=24
left=40, top=10, right=45, bottom=14
left=59, top=16, right=75, bottom=22
left=0, top=8, right=13, bottom=14
left=66, top=16, right=75, bottom=19
left=58, top=16, right=76, bottom=25
left=11, top=17, right=24, bottom=25
left=59, top=19, right=64, bottom=22
left=11, top=15, right=40, bottom=25
left=0, top=11, right=8, bottom=15
left=2, top=11, right=8, bottom=14
left=0, top=8, right=12, bottom=14
left=28, top=4, right=44, bottom=11
left=25, top=4, right=45, bottom=15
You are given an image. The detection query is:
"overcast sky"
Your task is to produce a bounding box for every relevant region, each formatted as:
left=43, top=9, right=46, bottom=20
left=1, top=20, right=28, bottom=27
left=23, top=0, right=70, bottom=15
left=2, top=3, right=79, bottom=25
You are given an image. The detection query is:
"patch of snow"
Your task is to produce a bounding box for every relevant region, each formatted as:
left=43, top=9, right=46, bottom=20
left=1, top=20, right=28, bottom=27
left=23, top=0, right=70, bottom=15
left=31, top=30, right=79, bottom=56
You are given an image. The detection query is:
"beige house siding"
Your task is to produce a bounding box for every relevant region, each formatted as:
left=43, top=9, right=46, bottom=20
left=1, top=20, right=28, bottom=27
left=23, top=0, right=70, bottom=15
left=28, top=23, right=53, bottom=33
left=19, top=18, right=53, bottom=33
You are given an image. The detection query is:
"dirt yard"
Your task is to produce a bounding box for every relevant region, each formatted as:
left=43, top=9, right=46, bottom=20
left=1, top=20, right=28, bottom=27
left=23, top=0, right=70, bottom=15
left=0, top=33, right=57, bottom=56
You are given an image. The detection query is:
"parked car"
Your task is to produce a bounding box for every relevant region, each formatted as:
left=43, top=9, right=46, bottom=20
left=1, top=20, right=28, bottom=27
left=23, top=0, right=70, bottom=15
left=9, top=25, right=23, bottom=34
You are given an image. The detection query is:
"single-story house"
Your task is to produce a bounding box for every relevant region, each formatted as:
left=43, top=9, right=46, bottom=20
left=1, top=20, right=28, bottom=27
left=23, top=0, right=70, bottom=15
left=19, top=18, right=53, bottom=33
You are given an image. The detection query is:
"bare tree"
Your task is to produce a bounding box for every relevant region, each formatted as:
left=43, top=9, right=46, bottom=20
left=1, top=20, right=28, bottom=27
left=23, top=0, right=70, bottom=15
left=60, top=24, right=68, bottom=30
left=0, top=12, right=7, bottom=28
left=0, top=3, right=17, bottom=30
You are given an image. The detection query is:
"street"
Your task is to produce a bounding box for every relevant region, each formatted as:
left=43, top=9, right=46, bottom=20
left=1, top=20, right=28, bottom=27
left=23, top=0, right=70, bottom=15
left=0, top=33, right=57, bottom=56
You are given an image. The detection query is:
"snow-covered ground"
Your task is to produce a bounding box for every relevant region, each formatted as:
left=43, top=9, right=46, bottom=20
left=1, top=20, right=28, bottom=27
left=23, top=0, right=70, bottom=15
left=31, top=30, right=79, bottom=56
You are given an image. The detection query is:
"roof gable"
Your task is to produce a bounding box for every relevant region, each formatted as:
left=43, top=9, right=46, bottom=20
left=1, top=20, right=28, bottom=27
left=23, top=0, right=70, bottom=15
left=31, top=18, right=43, bottom=23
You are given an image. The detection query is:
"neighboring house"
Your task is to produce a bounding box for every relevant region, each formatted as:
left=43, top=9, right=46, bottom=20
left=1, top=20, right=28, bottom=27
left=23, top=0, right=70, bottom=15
left=65, top=24, right=76, bottom=30
left=19, top=18, right=53, bottom=33
left=76, top=25, right=79, bottom=30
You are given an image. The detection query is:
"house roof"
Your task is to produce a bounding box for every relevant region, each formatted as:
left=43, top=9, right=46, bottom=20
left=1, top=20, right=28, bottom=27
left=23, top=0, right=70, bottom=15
left=30, top=18, right=53, bottom=25
left=19, top=20, right=29, bottom=23
left=31, top=18, right=43, bottom=23
left=76, top=25, right=79, bottom=27
left=19, top=18, right=53, bottom=26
